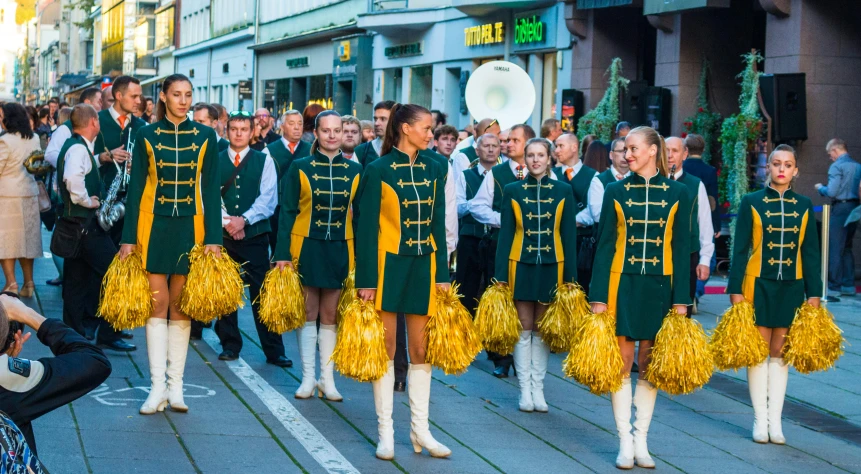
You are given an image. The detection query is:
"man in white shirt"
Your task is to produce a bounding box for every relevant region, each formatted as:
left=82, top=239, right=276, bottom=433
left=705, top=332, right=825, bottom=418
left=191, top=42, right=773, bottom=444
left=213, top=112, right=290, bottom=367
left=452, top=118, right=501, bottom=176
left=340, top=115, right=363, bottom=162
left=666, top=137, right=714, bottom=314
left=44, top=88, right=103, bottom=168
left=588, top=137, right=631, bottom=223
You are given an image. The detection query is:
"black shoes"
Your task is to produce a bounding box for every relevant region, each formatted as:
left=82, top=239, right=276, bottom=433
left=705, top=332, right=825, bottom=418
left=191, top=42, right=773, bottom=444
left=393, top=381, right=406, bottom=392
left=98, top=340, right=137, bottom=352
left=219, top=350, right=239, bottom=361
left=266, top=356, right=293, bottom=368
left=119, top=331, right=134, bottom=340
left=492, top=365, right=510, bottom=378
left=189, top=330, right=202, bottom=341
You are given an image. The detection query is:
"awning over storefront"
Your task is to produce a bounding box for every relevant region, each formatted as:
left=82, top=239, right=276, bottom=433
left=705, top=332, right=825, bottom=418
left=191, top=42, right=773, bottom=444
left=577, top=0, right=634, bottom=9
left=57, top=73, right=90, bottom=87
left=140, top=74, right=169, bottom=87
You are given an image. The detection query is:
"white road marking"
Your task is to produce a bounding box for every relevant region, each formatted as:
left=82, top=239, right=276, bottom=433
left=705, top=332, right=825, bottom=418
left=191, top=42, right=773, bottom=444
left=202, top=331, right=359, bottom=474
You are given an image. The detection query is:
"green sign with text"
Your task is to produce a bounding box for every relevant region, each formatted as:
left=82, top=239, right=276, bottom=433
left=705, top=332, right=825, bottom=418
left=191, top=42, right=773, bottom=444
left=514, top=15, right=545, bottom=45
left=286, top=57, right=309, bottom=68
left=384, top=42, right=423, bottom=58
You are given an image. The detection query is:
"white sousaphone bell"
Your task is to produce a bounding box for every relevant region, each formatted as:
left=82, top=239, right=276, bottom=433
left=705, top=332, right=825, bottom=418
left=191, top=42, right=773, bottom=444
left=465, top=60, right=536, bottom=132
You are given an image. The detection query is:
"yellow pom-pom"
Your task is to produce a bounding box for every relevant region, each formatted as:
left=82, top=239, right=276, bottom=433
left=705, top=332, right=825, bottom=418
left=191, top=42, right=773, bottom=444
left=710, top=301, right=768, bottom=371
left=336, top=270, right=356, bottom=324
left=783, top=303, right=845, bottom=374
left=563, top=311, right=624, bottom=395
left=256, top=265, right=306, bottom=334
left=645, top=309, right=714, bottom=395
left=331, top=299, right=389, bottom=382
left=474, top=281, right=521, bottom=355
left=178, top=245, right=245, bottom=323
left=538, top=283, right=590, bottom=353
left=98, top=251, right=153, bottom=330
left=425, top=283, right=483, bottom=375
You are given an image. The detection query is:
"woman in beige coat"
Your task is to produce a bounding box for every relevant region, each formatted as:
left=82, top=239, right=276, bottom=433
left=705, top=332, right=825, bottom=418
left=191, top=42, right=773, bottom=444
left=0, top=103, right=44, bottom=296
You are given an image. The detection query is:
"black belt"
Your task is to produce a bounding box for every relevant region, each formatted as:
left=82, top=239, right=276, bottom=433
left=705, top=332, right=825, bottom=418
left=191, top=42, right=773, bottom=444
left=832, top=199, right=860, bottom=205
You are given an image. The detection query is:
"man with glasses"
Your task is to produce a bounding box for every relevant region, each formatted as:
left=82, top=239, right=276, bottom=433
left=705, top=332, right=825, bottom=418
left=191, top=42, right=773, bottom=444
left=266, top=110, right=310, bottom=254
left=254, top=108, right=280, bottom=144
left=588, top=137, right=630, bottom=224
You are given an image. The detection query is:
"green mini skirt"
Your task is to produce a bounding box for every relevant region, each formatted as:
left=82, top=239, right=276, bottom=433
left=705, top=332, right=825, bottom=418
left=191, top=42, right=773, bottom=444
left=137, top=212, right=201, bottom=275
left=743, top=275, right=804, bottom=328
left=610, top=273, right=673, bottom=341
left=375, top=252, right=438, bottom=316
left=293, top=237, right=353, bottom=289
left=508, top=260, right=562, bottom=304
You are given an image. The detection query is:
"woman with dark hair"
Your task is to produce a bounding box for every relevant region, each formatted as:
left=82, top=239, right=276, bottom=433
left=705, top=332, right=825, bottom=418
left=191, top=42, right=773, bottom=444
left=582, top=140, right=609, bottom=174
left=301, top=103, right=324, bottom=143
left=355, top=103, right=451, bottom=460
left=0, top=103, right=43, bottom=296
left=34, top=108, right=52, bottom=145
left=580, top=134, right=596, bottom=157
left=274, top=110, right=361, bottom=402
left=119, top=74, right=222, bottom=415
left=249, top=118, right=267, bottom=152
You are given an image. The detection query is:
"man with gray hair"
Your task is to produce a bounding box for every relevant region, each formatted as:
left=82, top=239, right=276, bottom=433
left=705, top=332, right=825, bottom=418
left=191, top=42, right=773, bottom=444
left=266, top=110, right=310, bottom=254
left=815, top=138, right=861, bottom=298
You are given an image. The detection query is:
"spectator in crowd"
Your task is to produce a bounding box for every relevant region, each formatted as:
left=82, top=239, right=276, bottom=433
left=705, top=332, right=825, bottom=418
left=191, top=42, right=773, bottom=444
left=615, top=121, right=631, bottom=138
left=580, top=134, right=597, bottom=158
left=682, top=134, right=720, bottom=299
left=458, top=130, right=470, bottom=143
left=46, top=99, right=59, bottom=127
left=0, top=103, right=44, bottom=297
left=540, top=118, right=563, bottom=142
left=431, top=109, right=447, bottom=128
left=582, top=140, right=609, bottom=174
left=360, top=120, right=374, bottom=142
left=141, top=96, right=154, bottom=123
left=34, top=108, right=52, bottom=147
left=254, top=108, right=279, bottom=144
left=340, top=115, right=362, bottom=161
left=301, top=103, right=324, bottom=143
left=250, top=117, right=268, bottom=152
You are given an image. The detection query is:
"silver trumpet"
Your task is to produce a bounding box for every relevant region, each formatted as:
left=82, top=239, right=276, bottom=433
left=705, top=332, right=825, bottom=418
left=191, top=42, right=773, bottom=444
left=97, top=161, right=128, bottom=231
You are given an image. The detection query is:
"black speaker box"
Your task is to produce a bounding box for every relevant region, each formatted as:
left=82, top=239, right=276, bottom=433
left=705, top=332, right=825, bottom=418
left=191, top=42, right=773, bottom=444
left=759, top=73, right=808, bottom=142
left=620, top=81, right=672, bottom=137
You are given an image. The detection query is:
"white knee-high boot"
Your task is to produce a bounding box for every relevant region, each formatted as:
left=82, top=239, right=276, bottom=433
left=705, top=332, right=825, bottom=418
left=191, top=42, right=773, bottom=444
left=632, top=379, right=657, bottom=468
left=513, top=331, right=533, bottom=412
left=316, top=324, right=342, bottom=401
left=166, top=319, right=191, bottom=412
left=767, top=357, right=789, bottom=444
left=372, top=360, right=395, bottom=460
left=531, top=331, right=550, bottom=413
left=140, top=318, right=169, bottom=415
left=295, top=321, right=317, bottom=399
left=611, top=377, right=634, bottom=469
left=747, top=360, right=769, bottom=443
left=408, top=363, right=451, bottom=458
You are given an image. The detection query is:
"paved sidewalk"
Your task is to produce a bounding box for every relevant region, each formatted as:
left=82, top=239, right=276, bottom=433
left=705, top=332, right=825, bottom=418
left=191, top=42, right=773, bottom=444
left=7, top=233, right=861, bottom=473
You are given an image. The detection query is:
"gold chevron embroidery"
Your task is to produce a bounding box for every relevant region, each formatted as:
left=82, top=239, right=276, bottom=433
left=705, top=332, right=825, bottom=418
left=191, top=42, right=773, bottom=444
left=404, top=218, right=432, bottom=227
left=311, top=161, right=349, bottom=168
left=315, top=220, right=343, bottom=228
left=628, top=236, right=663, bottom=246
left=628, top=256, right=660, bottom=265
left=313, top=189, right=349, bottom=197
left=158, top=195, right=193, bottom=204
left=627, top=216, right=666, bottom=227
left=526, top=245, right=551, bottom=252
left=158, top=177, right=195, bottom=186
left=767, top=241, right=796, bottom=250
left=526, top=212, right=551, bottom=220
left=154, top=128, right=200, bottom=135
left=765, top=210, right=799, bottom=218
left=397, top=178, right=431, bottom=187
left=626, top=199, right=667, bottom=207
left=525, top=229, right=552, bottom=236
left=401, top=198, right=433, bottom=207
left=768, top=257, right=793, bottom=266
left=315, top=204, right=346, bottom=212
left=156, top=160, right=196, bottom=168
left=155, top=142, right=199, bottom=152
left=390, top=162, right=426, bottom=170
left=405, top=237, right=432, bottom=246
left=766, top=225, right=799, bottom=233
left=624, top=182, right=669, bottom=191
left=312, top=174, right=350, bottom=181
left=763, top=196, right=798, bottom=204
left=523, top=197, right=554, bottom=204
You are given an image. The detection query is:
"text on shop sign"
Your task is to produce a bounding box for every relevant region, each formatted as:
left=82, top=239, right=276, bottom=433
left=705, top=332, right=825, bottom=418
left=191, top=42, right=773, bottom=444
left=385, top=42, right=423, bottom=58
left=286, top=57, right=309, bottom=68
left=465, top=22, right=505, bottom=47
left=514, top=15, right=545, bottom=45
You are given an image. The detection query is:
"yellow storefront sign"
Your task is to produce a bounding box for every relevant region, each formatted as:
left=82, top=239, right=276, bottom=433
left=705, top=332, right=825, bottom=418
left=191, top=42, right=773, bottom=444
left=465, top=22, right=505, bottom=47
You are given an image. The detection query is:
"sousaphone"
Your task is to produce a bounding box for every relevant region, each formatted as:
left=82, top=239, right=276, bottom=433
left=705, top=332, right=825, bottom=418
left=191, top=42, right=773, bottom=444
left=465, top=60, right=536, bottom=132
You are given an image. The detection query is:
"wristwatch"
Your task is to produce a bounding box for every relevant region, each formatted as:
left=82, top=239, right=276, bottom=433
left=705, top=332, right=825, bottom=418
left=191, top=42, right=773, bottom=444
left=242, top=216, right=250, bottom=227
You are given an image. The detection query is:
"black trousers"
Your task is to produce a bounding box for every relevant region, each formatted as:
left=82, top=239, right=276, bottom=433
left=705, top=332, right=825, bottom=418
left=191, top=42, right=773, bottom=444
left=688, top=251, right=700, bottom=313
left=455, top=235, right=488, bottom=315
left=394, top=313, right=408, bottom=383
left=214, top=233, right=285, bottom=360
left=576, top=232, right=594, bottom=294
left=268, top=208, right=280, bottom=256
left=62, top=220, right=121, bottom=344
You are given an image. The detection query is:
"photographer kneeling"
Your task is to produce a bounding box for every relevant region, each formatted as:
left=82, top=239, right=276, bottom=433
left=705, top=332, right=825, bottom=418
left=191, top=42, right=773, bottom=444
left=0, top=293, right=111, bottom=454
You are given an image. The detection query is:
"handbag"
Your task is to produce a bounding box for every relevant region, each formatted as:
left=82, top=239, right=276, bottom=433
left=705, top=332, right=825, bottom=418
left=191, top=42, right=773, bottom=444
left=36, top=180, right=52, bottom=212
left=50, top=216, right=91, bottom=259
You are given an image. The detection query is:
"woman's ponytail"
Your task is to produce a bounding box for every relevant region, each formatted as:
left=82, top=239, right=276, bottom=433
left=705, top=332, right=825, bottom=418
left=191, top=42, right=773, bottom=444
left=380, top=103, right=402, bottom=157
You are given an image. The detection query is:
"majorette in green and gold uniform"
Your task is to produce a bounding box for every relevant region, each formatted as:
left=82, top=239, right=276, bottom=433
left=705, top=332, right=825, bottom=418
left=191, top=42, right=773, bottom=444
left=494, top=174, right=578, bottom=303
left=590, top=170, right=691, bottom=340
left=121, top=118, right=222, bottom=274
left=727, top=186, right=821, bottom=327
left=274, top=150, right=362, bottom=288
left=355, top=147, right=448, bottom=316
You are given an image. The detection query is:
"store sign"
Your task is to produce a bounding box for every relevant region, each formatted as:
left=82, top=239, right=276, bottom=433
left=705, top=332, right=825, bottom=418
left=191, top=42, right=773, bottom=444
left=286, top=57, right=309, bottom=68
left=464, top=22, right=504, bottom=47
left=338, top=41, right=351, bottom=62
left=384, top=42, right=423, bottom=58
left=514, top=15, right=545, bottom=45
left=238, top=80, right=252, bottom=100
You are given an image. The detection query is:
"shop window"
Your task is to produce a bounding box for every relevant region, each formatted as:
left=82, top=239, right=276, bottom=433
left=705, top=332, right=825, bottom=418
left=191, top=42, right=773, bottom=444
left=409, top=66, right=432, bottom=109
left=155, top=6, right=175, bottom=51
left=383, top=68, right=402, bottom=103
left=542, top=53, right=558, bottom=121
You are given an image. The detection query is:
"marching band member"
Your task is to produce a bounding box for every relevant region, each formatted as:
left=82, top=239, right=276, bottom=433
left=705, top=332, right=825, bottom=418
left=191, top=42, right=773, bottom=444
left=354, top=101, right=396, bottom=167
left=590, top=126, right=691, bottom=469
left=119, top=74, right=223, bottom=415
left=340, top=115, right=363, bottom=162
left=452, top=118, right=501, bottom=175
left=727, top=144, right=821, bottom=445
left=355, top=103, right=451, bottom=460
left=213, top=111, right=289, bottom=367
left=554, top=133, right=597, bottom=291
left=588, top=137, right=630, bottom=224
left=274, top=111, right=362, bottom=401
left=267, top=110, right=311, bottom=255
left=495, top=138, right=578, bottom=413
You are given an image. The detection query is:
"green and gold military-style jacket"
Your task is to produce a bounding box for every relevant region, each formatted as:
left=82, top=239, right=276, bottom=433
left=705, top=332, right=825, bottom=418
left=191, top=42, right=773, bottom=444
left=267, top=138, right=311, bottom=179
left=494, top=175, right=578, bottom=282
left=56, top=134, right=101, bottom=219
left=727, top=186, right=821, bottom=296
left=355, top=147, right=448, bottom=288
left=120, top=118, right=222, bottom=246
left=93, top=109, right=147, bottom=186
left=590, top=171, right=691, bottom=305
left=219, top=148, right=272, bottom=240
left=676, top=171, right=702, bottom=253
left=273, top=151, right=362, bottom=261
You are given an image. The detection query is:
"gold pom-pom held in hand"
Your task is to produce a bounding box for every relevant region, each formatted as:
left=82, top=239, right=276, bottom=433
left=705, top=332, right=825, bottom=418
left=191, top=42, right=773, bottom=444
left=710, top=301, right=768, bottom=371
left=538, top=282, right=590, bottom=353
left=474, top=281, right=521, bottom=355
left=178, top=245, right=245, bottom=324
left=425, top=283, right=482, bottom=375
left=256, top=265, right=306, bottom=334
left=645, top=309, right=714, bottom=395
left=783, top=303, right=845, bottom=374
left=563, top=310, right=624, bottom=395
left=98, top=251, right=153, bottom=330
left=331, top=299, right=389, bottom=382
left=336, top=270, right=356, bottom=324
